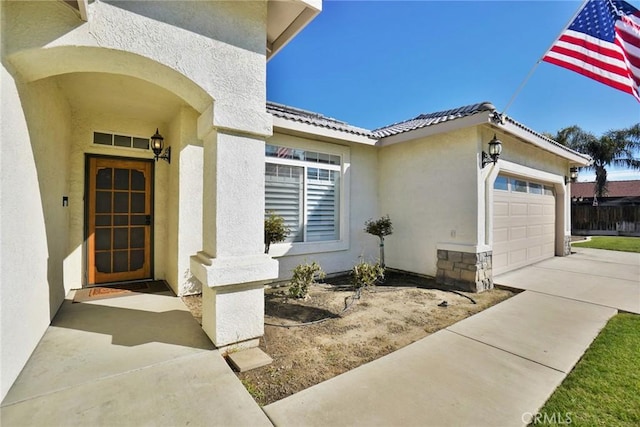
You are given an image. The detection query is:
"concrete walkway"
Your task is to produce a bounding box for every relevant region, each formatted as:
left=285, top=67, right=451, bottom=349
left=2, top=248, right=637, bottom=426
left=0, top=291, right=271, bottom=427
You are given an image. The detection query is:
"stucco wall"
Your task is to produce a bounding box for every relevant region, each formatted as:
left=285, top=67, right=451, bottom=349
left=487, top=128, right=569, bottom=177
left=3, top=0, right=269, bottom=132
left=0, top=68, right=72, bottom=401
left=167, top=108, right=203, bottom=295
left=379, top=127, right=480, bottom=277
left=266, top=132, right=380, bottom=278
left=1, top=0, right=271, bottom=400
left=65, top=107, right=171, bottom=289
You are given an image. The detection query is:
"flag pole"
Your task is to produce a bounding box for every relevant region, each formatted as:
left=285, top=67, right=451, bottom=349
left=499, top=0, right=590, bottom=118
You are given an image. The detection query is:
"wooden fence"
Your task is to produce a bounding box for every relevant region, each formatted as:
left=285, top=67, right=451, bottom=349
left=572, top=205, right=640, bottom=236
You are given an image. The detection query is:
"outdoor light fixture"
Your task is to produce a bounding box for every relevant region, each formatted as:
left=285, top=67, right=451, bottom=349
left=570, top=167, right=578, bottom=182
left=150, top=128, right=171, bottom=163
left=482, top=134, right=502, bottom=168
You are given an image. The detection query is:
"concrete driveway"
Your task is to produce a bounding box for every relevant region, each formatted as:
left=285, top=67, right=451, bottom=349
left=494, top=247, right=640, bottom=314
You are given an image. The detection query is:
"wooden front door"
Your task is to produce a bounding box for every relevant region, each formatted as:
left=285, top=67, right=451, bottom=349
left=87, top=157, right=153, bottom=284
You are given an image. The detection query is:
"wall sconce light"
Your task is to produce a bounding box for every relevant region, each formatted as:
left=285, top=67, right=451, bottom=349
left=482, top=134, right=503, bottom=168
left=569, top=167, right=578, bottom=182
left=565, top=167, right=579, bottom=184
left=150, top=128, right=171, bottom=163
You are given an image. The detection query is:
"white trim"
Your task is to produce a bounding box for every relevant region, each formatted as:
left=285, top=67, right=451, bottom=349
left=268, top=240, right=349, bottom=257
left=497, top=160, right=566, bottom=185
left=267, top=1, right=321, bottom=60
left=500, top=121, right=591, bottom=165
left=77, top=0, right=88, bottom=21
left=436, top=243, right=491, bottom=254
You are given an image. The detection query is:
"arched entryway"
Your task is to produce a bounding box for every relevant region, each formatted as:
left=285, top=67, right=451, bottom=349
left=6, top=46, right=213, bottom=296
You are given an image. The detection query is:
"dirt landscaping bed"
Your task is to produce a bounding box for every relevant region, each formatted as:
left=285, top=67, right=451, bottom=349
left=182, top=272, right=513, bottom=406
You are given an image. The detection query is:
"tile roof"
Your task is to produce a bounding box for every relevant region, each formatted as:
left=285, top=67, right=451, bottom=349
left=267, top=101, right=375, bottom=138
left=372, top=101, right=497, bottom=137
left=267, top=100, right=588, bottom=161
left=571, top=180, right=640, bottom=198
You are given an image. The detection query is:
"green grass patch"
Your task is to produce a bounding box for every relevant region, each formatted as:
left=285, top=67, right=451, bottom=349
left=240, top=378, right=266, bottom=406
left=535, top=314, right=640, bottom=426
left=572, top=236, right=640, bottom=253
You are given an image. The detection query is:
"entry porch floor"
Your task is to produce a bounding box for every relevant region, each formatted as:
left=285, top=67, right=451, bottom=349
left=0, top=291, right=271, bottom=426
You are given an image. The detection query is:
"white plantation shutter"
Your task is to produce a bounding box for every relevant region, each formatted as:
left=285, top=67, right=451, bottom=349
left=265, top=165, right=303, bottom=242
left=265, top=145, right=342, bottom=244
left=306, top=172, right=339, bottom=242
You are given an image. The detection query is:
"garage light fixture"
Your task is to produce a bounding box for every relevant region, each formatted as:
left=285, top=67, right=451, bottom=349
left=482, top=134, right=502, bottom=168
left=150, top=128, right=171, bottom=163
left=570, top=167, right=578, bottom=182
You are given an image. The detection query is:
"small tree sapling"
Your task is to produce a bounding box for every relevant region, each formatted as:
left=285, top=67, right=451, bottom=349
left=364, top=215, right=393, bottom=267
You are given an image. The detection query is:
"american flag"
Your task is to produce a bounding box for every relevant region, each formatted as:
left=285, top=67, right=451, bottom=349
left=542, top=0, right=640, bottom=102
left=276, top=146, right=292, bottom=158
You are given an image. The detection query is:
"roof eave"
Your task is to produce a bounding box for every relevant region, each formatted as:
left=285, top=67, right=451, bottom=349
left=500, top=120, right=591, bottom=166
left=271, top=116, right=378, bottom=145
left=267, top=0, right=322, bottom=61
left=376, top=112, right=493, bottom=147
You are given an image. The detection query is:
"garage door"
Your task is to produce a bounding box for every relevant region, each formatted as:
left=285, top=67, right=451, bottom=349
left=493, top=176, right=556, bottom=275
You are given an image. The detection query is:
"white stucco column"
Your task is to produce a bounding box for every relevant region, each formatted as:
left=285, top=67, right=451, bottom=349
left=191, top=105, right=278, bottom=348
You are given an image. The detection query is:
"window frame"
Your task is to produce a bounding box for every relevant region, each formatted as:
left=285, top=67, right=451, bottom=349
left=265, top=139, right=350, bottom=257
left=494, top=175, right=556, bottom=197
left=93, top=131, right=150, bottom=152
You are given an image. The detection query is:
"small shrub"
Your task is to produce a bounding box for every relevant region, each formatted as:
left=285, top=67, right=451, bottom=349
left=264, top=211, right=290, bottom=254
left=352, top=260, right=385, bottom=289
left=288, top=261, right=325, bottom=299
left=364, top=215, right=393, bottom=267
left=364, top=215, right=393, bottom=238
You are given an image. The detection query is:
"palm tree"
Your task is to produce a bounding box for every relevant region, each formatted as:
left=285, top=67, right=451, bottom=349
left=552, top=124, right=640, bottom=198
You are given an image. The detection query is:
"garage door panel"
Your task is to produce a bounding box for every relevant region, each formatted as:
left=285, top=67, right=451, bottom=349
left=543, top=204, right=555, bottom=216
left=510, top=203, right=528, bottom=216
left=528, top=224, right=542, bottom=237
left=494, top=227, right=509, bottom=244
left=493, top=178, right=556, bottom=275
left=493, top=253, right=508, bottom=272
left=510, top=248, right=527, bottom=264
left=494, top=201, right=509, bottom=217
left=511, top=226, right=527, bottom=240
left=527, top=246, right=542, bottom=259
left=528, top=203, right=543, bottom=216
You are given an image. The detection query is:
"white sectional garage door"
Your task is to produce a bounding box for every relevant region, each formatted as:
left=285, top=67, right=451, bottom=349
left=493, top=176, right=556, bottom=275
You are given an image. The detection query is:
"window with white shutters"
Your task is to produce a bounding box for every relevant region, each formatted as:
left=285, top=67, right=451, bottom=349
left=265, top=144, right=341, bottom=243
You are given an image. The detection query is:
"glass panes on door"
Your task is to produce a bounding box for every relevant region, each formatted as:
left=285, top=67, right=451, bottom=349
left=88, top=157, right=151, bottom=283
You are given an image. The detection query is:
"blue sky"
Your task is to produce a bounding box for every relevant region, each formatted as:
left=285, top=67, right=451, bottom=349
left=267, top=0, right=640, bottom=181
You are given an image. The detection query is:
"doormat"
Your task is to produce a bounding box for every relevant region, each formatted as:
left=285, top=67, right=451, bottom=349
left=73, top=280, right=172, bottom=303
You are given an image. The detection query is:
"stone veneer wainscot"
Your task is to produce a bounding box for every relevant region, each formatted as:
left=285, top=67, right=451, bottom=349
left=436, top=250, right=493, bottom=293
